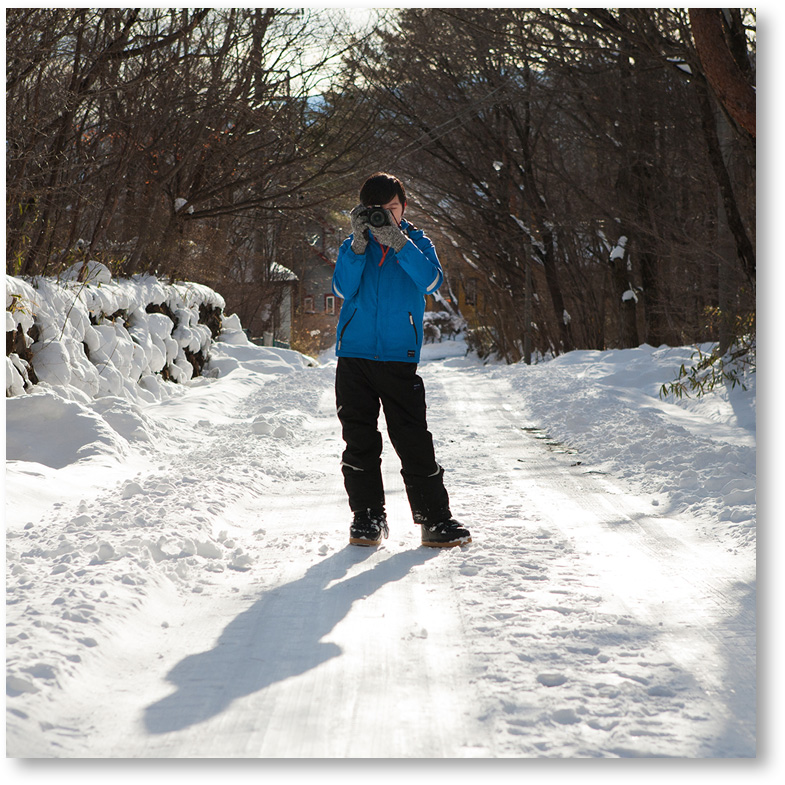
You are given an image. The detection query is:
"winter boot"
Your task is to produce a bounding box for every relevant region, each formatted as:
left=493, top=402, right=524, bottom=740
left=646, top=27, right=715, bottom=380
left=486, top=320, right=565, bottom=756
left=402, top=466, right=472, bottom=547
left=349, top=508, right=389, bottom=547
left=421, top=518, right=472, bottom=548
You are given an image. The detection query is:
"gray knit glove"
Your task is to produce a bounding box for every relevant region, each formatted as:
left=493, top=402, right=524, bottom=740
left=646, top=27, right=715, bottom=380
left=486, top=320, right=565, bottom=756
left=349, top=205, right=370, bottom=254
left=370, top=210, right=408, bottom=252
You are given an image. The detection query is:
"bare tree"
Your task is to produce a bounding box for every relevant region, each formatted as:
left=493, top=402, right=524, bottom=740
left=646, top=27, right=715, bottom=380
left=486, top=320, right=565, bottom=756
left=339, top=7, right=754, bottom=361
left=6, top=9, right=379, bottom=279
left=6, top=9, right=210, bottom=275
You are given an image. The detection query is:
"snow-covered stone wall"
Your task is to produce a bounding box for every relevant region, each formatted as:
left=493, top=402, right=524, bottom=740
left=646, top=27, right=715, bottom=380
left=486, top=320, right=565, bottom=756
left=6, top=261, right=239, bottom=402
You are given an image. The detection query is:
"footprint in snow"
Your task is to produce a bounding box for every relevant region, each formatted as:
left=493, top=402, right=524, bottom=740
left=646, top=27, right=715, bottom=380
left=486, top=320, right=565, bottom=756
left=552, top=708, right=581, bottom=725
left=537, top=672, right=568, bottom=687
left=252, top=419, right=272, bottom=435
left=121, top=482, right=144, bottom=499
left=251, top=417, right=289, bottom=439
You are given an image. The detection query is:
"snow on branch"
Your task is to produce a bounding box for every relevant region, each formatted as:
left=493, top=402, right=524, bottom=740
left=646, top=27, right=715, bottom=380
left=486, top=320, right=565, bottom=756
left=509, top=214, right=546, bottom=261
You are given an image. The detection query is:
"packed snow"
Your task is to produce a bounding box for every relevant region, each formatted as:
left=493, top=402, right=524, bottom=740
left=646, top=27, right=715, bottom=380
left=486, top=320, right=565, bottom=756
left=5, top=272, right=760, bottom=763
left=498, top=345, right=756, bottom=551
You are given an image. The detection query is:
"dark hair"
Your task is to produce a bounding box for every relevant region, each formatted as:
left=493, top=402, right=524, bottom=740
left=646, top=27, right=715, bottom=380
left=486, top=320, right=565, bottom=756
left=359, top=172, right=407, bottom=208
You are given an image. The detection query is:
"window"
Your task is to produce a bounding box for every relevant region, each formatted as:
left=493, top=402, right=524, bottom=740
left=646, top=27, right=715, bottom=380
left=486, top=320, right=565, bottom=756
left=325, top=295, right=335, bottom=315
left=303, top=296, right=314, bottom=313
left=465, top=278, right=478, bottom=306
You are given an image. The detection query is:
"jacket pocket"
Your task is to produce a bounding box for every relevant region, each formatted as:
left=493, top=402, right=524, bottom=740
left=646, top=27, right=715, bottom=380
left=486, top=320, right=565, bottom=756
left=408, top=312, right=419, bottom=345
left=337, top=308, right=357, bottom=351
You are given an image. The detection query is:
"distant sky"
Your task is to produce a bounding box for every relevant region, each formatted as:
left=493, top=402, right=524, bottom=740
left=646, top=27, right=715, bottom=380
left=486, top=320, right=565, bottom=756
left=341, top=6, right=379, bottom=34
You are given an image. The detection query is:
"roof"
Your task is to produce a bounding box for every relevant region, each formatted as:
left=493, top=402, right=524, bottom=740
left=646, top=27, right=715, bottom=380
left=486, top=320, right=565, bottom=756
left=270, top=263, right=298, bottom=281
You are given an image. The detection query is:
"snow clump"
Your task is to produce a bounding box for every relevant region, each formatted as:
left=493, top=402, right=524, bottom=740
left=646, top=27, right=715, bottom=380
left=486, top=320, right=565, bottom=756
left=6, top=263, right=226, bottom=402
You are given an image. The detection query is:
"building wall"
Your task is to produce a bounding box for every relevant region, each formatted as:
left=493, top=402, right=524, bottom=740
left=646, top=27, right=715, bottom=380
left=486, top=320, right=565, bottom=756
left=292, top=248, right=340, bottom=355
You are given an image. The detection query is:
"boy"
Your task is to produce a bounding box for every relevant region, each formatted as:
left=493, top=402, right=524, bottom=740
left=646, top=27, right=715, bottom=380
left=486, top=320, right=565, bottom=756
left=332, top=172, right=471, bottom=548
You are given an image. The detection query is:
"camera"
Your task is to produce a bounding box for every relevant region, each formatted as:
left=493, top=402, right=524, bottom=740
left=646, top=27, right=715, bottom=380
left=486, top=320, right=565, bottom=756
left=360, top=206, right=390, bottom=228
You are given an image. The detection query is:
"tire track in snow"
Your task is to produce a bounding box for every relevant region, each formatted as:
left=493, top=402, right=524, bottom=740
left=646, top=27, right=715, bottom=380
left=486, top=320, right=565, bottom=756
left=8, top=362, right=494, bottom=757
left=419, top=360, right=755, bottom=758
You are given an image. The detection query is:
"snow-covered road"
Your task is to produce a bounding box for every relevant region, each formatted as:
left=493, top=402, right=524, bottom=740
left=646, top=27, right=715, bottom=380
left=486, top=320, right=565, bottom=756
left=427, top=359, right=755, bottom=757
left=6, top=344, right=756, bottom=758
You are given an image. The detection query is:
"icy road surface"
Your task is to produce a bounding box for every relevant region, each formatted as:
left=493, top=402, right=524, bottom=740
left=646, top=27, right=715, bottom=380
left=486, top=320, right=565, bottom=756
left=6, top=350, right=755, bottom=758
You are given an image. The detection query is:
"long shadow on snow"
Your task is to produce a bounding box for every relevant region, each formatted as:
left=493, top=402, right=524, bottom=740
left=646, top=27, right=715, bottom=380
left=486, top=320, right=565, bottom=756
left=144, top=545, right=438, bottom=735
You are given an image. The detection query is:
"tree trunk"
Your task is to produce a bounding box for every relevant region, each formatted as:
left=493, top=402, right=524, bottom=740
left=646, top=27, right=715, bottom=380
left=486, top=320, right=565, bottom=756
left=696, top=82, right=756, bottom=283
left=610, top=238, right=639, bottom=348
left=523, top=259, right=533, bottom=365
left=715, top=104, right=736, bottom=355
left=689, top=8, right=756, bottom=139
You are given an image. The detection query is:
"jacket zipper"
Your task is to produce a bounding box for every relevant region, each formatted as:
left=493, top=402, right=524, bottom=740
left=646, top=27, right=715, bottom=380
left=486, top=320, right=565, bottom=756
left=338, top=308, right=357, bottom=350
left=409, top=312, right=418, bottom=345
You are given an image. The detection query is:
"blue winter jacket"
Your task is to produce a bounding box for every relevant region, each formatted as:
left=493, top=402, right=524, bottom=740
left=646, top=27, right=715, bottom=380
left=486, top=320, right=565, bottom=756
left=332, top=219, right=443, bottom=363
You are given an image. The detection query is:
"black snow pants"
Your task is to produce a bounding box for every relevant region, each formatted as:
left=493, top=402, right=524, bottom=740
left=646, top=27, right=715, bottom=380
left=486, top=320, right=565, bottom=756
left=335, top=357, right=451, bottom=524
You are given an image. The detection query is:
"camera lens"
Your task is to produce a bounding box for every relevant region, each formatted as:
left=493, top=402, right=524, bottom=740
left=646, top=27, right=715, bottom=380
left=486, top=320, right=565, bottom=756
left=367, top=208, right=388, bottom=228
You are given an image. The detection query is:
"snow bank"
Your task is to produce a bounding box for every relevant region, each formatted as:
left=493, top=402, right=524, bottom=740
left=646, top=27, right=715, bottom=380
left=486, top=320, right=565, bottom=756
left=6, top=390, right=132, bottom=468
left=6, top=263, right=227, bottom=401
left=498, top=344, right=756, bottom=549
left=5, top=263, right=315, bottom=472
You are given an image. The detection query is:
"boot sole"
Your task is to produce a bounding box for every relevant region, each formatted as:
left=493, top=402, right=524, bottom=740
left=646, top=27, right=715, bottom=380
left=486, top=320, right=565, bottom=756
left=349, top=537, right=382, bottom=547
left=422, top=536, right=472, bottom=548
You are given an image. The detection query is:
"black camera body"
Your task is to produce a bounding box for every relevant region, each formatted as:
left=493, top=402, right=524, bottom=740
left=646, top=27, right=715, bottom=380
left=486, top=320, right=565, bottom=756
left=360, top=206, right=390, bottom=228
